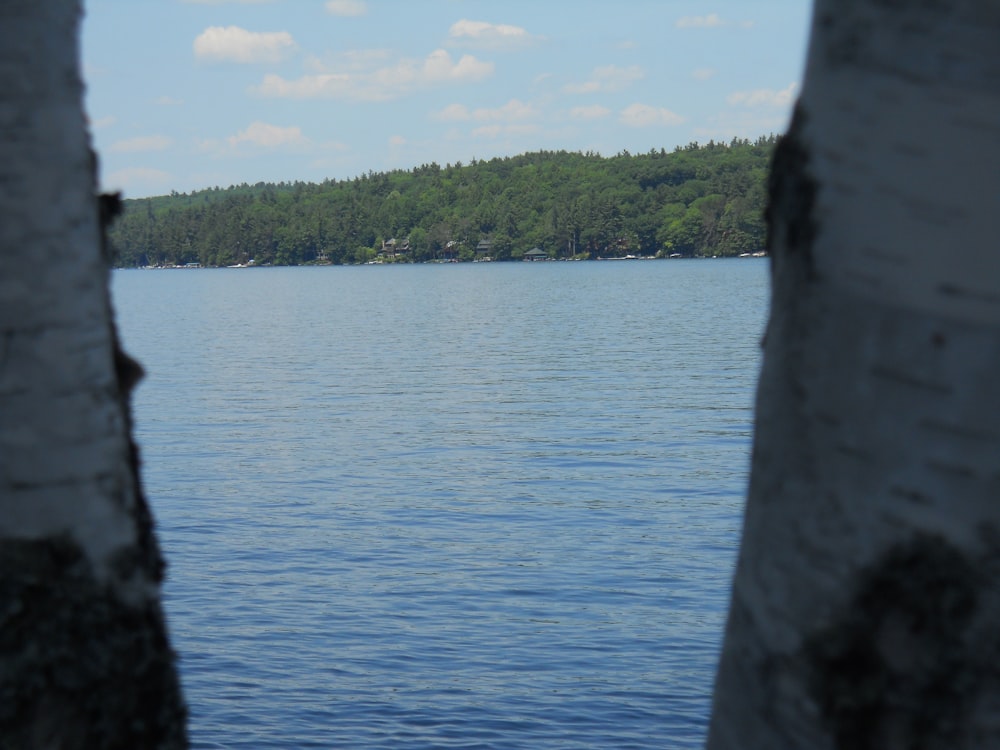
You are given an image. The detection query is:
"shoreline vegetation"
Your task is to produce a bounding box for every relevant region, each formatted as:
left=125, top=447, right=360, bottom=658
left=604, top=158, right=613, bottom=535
left=130, top=252, right=768, bottom=270
left=110, top=137, right=777, bottom=269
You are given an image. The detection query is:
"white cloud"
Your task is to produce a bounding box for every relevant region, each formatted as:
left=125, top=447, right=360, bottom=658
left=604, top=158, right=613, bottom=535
left=448, top=19, right=533, bottom=49
left=325, top=0, right=366, bottom=16
left=619, top=103, right=684, bottom=127
left=226, top=121, right=308, bottom=148
left=256, top=49, right=493, bottom=100
left=109, top=134, right=173, bottom=153
left=564, top=64, right=643, bottom=94
left=676, top=13, right=725, bottom=28
left=154, top=95, right=184, bottom=106
left=727, top=82, right=798, bottom=108
left=388, top=135, right=406, bottom=147
left=422, top=49, right=493, bottom=82
left=434, top=99, right=539, bottom=140
left=434, top=99, right=535, bottom=123
left=570, top=105, right=611, bottom=120
left=194, top=26, right=297, bottom=64
left=692, top=68, right=716, bottom=81
left=182, top=0, right=275, bottom=4
left=256, top=72, right=352, bottom=98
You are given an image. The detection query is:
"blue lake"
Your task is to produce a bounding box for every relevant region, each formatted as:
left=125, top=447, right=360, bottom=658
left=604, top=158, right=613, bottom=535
left=112, top=259, right=769, bottom=749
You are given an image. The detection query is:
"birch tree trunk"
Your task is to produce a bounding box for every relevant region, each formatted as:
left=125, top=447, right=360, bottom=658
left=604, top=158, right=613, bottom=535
left=707, top=2, right=1000, bottom=748
left=0, top=1, right=186, bottom=746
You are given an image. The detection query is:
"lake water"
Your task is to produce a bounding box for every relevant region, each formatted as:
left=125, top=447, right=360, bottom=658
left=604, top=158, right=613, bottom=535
left=112, top=259, right=769, bottom=749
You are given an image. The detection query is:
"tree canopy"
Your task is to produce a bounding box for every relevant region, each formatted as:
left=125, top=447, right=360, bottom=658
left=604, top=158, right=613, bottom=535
left=109, top=136, right=777, bottom=267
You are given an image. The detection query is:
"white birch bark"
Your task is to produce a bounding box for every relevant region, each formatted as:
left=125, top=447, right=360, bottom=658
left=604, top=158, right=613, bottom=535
left=0, top=1, right=186, bottom=746
left=708, top=1, right=1000, bottom=748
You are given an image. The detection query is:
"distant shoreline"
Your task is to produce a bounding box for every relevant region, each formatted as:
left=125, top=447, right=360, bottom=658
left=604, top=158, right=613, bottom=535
left=121, top=253, right=769, bottom=270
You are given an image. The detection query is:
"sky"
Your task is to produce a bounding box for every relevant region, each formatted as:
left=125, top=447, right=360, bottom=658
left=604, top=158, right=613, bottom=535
left=82, top=0, right=814, bottom=199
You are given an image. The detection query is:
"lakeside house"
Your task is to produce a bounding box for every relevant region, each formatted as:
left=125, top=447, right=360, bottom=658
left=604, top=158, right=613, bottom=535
left=438, top=240, right=459, bottom=261
left=524, top=247, right=547, bottom=261
left=379, top=237, right=410, bottom=260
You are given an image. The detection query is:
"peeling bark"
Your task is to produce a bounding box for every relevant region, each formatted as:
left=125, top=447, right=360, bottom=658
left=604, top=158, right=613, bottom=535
left=0, top=1, right=186, bottom=746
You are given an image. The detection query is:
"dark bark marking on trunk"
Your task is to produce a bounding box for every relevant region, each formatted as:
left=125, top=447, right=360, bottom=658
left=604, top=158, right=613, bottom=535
left=98, top=191, right=123, bottom=266
left=753, top=103, right=823, bottom=481
left=868, top=365, right=952, bottom=395
left=803, top=534, right=988, bottom=750
left=938, top=282, right=1000, bottom=307
left=0, top=536, right=187, bottom=749
left=888, top=485, right=932, bottom=505
left=766, top=103, right=819, bottom=285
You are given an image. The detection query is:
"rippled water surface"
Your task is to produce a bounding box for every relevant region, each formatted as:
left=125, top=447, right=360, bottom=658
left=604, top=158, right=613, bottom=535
left=113, top=259, right=768, bottom=749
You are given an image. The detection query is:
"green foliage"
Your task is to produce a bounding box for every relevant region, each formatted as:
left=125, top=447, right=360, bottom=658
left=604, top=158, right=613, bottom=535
left=108, top=137, right=778, bottom=267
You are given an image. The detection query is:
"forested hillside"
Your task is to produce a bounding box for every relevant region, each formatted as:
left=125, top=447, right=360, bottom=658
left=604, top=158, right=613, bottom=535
left=109, top=136, right=777, bottom=267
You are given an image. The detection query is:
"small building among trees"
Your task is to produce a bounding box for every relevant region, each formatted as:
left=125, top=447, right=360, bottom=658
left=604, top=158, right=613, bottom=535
left=379, top=237, right=410, bottom=260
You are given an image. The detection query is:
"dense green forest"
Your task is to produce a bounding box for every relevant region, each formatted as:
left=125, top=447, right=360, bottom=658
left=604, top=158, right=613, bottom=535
left=108, top=136, right=777, bottom=267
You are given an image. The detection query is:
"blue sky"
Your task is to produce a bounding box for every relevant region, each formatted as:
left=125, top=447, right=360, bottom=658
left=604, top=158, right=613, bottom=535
left=82, top=1, right=813, bottom=199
